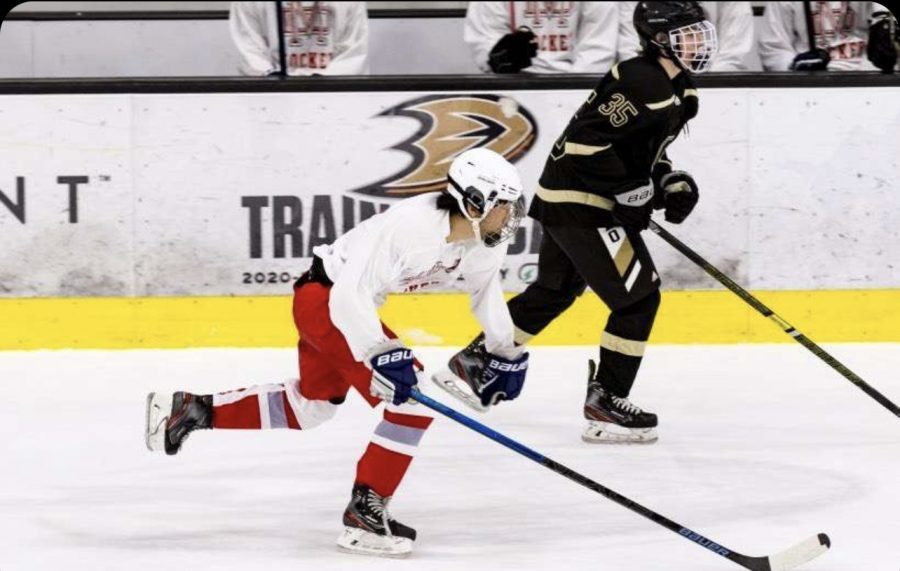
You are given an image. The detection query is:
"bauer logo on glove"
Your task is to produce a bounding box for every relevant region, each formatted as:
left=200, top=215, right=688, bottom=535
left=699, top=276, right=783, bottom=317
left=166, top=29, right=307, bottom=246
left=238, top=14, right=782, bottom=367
left=431, top=334, right=530, bottom=413
left=479, top=353, right=529, bottom=406
left=369, top=344, right=418, bottom=406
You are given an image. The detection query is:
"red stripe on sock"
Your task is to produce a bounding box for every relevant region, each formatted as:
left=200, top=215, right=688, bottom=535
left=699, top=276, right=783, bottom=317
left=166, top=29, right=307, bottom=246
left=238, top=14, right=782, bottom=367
left=384, top=410, right=433, bottom=430
left=356, top=442, right=413, bottom=497
left=212, top=396, right=262, bottom=429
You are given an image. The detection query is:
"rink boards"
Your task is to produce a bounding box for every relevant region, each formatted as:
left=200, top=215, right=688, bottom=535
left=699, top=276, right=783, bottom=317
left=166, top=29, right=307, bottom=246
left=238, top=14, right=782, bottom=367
left=1, top=86, right=898, bottom=349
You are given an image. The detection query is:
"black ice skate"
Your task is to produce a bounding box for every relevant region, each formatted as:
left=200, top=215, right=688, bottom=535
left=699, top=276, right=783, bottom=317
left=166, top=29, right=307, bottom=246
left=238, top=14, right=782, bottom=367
left=145, top=391, right=212, bottom=455
left=431, top=333, right=494, bottom=412
left=582, top=360, right=658, bottom=444
left=336, top=484, right=416, bottom=558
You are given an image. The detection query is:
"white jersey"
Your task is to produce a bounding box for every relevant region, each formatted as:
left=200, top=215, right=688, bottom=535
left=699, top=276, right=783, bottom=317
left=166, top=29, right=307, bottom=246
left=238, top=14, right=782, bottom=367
left=617, top=1, right=755, bottom=72
left=229, top=1, right=369, bottom=76
left=312, top=193, right=517, bottom=363
left=758, top=2, right=890, bottom=71
left=463, top=1, right=619, bottom=74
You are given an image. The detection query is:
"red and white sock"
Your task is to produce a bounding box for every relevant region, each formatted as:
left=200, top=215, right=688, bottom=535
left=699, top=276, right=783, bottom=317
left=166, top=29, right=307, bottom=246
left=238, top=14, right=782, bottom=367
left=355, top=401, right=434, bottom=497
left=212, top=379, right=337, bottom=430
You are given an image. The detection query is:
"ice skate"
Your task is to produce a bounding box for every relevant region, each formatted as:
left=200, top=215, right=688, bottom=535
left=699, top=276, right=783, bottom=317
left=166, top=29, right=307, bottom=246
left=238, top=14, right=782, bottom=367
left=145, top=391, right=212, bottom=455
left=431, top=333, right=491, bottom=413
left=582, top=360, right=658, bottom=444
left=336, top=484, right=416, bottom=558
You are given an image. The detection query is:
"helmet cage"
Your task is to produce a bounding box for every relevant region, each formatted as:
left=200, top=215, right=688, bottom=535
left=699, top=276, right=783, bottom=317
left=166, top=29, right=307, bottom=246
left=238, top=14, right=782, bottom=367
left=447, top=175, right=525, bottom=248
left=658, top=20, right=718, bottom=73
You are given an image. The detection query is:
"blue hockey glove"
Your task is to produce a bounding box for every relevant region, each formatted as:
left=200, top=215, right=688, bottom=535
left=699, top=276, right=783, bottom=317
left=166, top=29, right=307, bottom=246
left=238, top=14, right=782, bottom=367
left=479, top=352, right=529, bottom=406
left=369, top=344, right=418, bottom=406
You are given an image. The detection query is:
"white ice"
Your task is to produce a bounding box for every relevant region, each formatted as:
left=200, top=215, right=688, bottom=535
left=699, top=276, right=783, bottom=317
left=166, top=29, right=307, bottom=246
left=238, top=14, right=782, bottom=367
left=0, top=344, right=898, bottom=571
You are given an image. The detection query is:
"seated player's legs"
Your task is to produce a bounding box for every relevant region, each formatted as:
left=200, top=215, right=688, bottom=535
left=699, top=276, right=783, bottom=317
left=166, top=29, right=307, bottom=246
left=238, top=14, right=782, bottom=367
left=545, top=224, right=661, bottom=443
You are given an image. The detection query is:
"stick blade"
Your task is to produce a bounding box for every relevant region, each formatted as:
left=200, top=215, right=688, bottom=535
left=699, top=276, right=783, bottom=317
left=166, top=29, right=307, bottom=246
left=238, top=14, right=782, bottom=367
left=766, top=533, right=830, bottom=571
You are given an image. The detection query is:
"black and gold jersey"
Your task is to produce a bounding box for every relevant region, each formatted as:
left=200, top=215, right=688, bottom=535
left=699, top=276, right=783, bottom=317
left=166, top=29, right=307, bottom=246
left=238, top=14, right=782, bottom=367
left=529, top=55, right=699, bottom=227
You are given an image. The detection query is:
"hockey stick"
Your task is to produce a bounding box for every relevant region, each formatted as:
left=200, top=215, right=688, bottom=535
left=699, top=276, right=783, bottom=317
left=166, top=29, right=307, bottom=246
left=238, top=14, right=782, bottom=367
left=802, top=1, right=818, bottom=52
left=410, top=388, right=830, bottom=571
left=648, top=220, right=900, bottom=418
left=274, top=1, right=288, bottom=77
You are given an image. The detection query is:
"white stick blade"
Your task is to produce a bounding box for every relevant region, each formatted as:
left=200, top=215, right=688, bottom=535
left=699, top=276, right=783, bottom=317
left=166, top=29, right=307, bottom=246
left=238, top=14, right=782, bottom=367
left=768, top=533, right=830, bottom=571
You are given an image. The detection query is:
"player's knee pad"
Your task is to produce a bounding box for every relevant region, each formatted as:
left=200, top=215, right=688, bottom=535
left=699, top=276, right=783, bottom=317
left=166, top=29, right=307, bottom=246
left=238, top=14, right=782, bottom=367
left=284, top=378, right=339, bottom=430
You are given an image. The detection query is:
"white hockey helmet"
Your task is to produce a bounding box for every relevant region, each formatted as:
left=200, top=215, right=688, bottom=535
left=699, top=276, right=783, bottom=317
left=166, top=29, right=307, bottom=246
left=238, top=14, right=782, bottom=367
left=446, top=148, right=526, bottom=247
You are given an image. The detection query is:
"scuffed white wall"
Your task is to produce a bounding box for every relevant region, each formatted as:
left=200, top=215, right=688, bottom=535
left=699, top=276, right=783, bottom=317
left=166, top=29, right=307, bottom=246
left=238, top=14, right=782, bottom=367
left=0, top=87, right=897, bottom=297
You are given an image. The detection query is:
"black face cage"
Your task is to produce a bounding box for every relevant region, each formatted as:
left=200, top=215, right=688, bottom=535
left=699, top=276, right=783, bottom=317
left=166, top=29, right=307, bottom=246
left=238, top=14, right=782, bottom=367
left=483, top=195, right=526, bottom=248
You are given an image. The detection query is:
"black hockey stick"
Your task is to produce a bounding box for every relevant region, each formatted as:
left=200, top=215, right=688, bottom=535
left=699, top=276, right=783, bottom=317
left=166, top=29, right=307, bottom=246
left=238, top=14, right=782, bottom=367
left=412, top=389, right=831, bottom=570
left=648, top=220, right=900, bottom=418
left=274, top=0, right=288, bottom=76
left=802, top=1, right=818, bottom=52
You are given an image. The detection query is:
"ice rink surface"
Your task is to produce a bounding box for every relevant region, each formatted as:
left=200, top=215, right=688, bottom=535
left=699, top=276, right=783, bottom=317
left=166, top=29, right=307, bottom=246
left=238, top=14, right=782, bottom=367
left=0, top=343, right=898, bottom=571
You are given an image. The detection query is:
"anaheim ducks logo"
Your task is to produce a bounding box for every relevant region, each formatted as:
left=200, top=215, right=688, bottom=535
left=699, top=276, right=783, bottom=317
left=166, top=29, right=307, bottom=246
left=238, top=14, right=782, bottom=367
left=352, top=94, right=538, bottom=198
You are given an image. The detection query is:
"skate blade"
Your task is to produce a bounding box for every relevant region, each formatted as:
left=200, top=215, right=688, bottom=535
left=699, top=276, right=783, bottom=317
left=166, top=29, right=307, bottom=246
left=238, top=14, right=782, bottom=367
left=582, top=421, right=658, bottom=444
left=145, top=392, right=172, bottom=452
left=336, top=526, right=413, bottom=558
left=431, top=370, right=488, bottom=413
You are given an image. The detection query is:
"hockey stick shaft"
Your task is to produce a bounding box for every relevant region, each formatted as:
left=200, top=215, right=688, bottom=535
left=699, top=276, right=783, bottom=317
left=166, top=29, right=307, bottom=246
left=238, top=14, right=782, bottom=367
left=275, top=0, right=288, bottom=76
left=410, top=389, right=778, bottom=570
left=803, top=1, right=818, bottom=51
left=648, top=220, right=900, bottom=418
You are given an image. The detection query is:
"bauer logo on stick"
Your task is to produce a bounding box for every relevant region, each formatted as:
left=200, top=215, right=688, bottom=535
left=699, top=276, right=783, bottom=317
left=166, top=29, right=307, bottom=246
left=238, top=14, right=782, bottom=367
left=352, top=95, right=538, bottom=198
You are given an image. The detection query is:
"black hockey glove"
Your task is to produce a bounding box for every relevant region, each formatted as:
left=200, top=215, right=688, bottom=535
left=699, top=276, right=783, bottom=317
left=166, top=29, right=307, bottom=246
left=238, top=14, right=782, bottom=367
left=488, top=27, right=538, bottom=73
left=790, top=48, right=831, bottom=71
left=477, top=352, right=529, bottom=406
left=868, top=11, right=899, bottom=73
left=611, top=183, right=654, bottom=231
left=658, top=171, right=699, bottom=224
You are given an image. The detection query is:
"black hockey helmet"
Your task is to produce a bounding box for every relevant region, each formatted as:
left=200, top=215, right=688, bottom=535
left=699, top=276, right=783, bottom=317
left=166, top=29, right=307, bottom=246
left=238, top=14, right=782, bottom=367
left=634, top=1, right=718, bottom=73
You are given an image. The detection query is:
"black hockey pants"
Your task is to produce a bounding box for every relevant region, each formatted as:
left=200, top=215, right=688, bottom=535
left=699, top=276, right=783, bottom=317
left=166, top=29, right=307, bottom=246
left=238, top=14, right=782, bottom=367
left=507, top=224, right=661, bottom=398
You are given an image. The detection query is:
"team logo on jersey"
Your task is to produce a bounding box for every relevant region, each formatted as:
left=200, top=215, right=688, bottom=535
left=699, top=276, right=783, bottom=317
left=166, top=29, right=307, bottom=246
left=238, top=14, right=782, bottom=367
left=352, top=95, right=538, bottom=198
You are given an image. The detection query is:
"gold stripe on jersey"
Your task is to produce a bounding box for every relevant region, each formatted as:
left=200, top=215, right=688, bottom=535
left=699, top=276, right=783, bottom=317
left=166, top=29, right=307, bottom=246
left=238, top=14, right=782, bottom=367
left=601, top=331, right=647, bottom=357
left=614, top=237, right=635, bottom=277
left=536, top=184, right=615, bottom=210
left=645, top=95, right=678, bottom=110
left=683, top=88, right=699, bottom=98
left=564, top=142, right=611, bottom=156
left=611, top=63, right=621, bottom=79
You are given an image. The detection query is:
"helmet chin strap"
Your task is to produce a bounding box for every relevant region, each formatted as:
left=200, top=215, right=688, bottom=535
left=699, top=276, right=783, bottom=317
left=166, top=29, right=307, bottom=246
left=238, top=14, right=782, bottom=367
left=470, top=218, right=484, bottom=244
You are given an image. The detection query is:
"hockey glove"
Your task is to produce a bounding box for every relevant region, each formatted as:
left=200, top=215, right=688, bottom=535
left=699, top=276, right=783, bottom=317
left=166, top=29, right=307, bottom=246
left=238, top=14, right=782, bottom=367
left=369, top=343, right=418, bottom=406
left=790, top=48, right=830, bottom=71
left=478, top=352, right=529, bottom=407
left=611, top=182, right=654, bottom=231
left=868, top=11, right=899, bottom=73
left=488, top=27, right=538, bottom=73
left=659, top=170, right=699, bottom=224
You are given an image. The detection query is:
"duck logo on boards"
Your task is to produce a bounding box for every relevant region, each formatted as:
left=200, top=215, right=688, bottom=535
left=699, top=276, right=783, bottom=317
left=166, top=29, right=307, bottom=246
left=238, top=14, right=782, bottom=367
left=351, top=94, right=539, bottom=198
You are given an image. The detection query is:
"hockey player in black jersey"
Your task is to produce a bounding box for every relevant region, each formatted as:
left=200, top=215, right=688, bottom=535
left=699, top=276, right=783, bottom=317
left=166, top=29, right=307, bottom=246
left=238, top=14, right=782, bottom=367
left=433, top=2, right=718, bottom=443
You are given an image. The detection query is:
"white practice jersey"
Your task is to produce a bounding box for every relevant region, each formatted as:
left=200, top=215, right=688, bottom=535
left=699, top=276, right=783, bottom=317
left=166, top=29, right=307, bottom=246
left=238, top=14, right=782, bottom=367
left=617, top=1, right=755, bottom=71
left=229, top=1, right=369, bottom=76
left=312, top=193, right=517, bottom=363
left=464, top=1, right=619, bottom=74
left=759, top=2, right=891, bottom=71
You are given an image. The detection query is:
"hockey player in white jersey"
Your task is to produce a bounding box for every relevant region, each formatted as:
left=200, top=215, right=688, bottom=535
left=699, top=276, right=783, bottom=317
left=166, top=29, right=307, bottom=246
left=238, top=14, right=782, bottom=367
left=464, top=2, right=619, bottom=74
left=145, top=148, right=529, bottom=557
left=229, top=1, right=369, bottom=76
